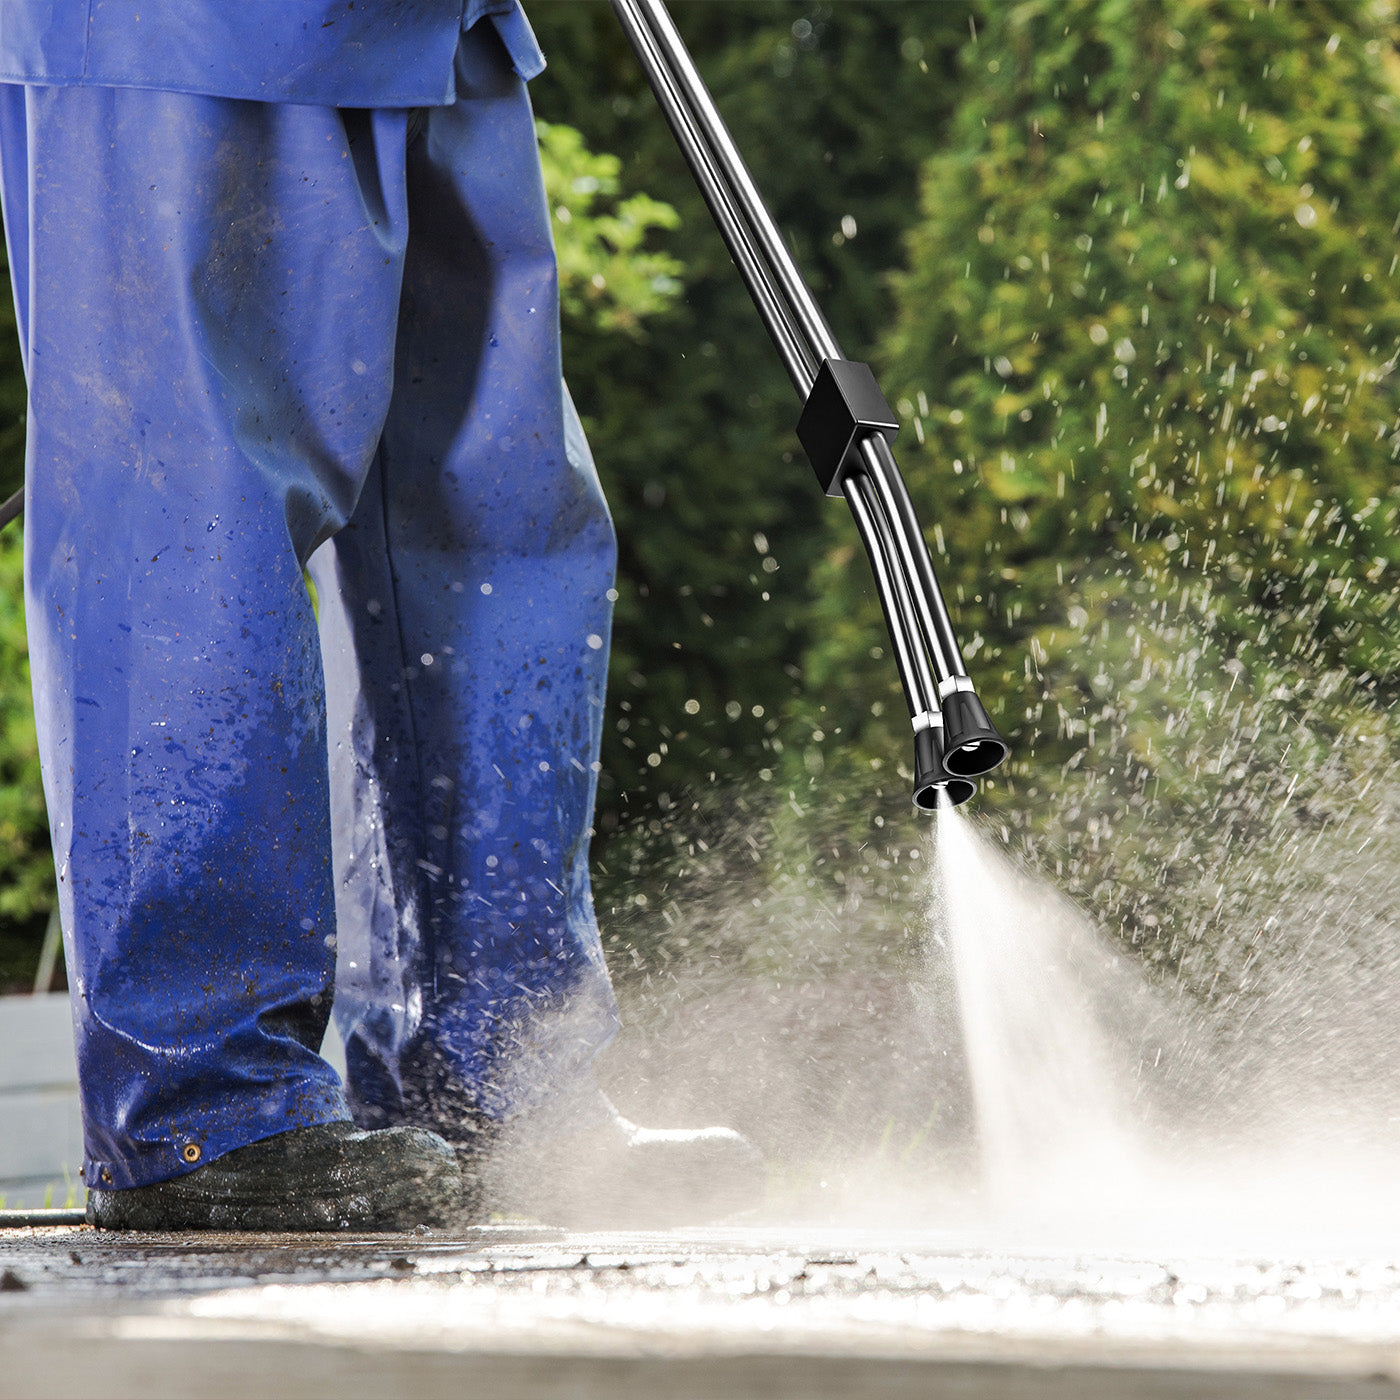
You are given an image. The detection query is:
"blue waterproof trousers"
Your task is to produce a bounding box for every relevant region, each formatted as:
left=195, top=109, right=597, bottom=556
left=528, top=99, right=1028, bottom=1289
left=0, top=21, right=620, bottom=1192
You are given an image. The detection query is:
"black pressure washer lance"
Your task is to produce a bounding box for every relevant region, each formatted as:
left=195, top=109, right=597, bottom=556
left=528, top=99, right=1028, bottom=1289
left=612, top=0, right=1005, bottom=808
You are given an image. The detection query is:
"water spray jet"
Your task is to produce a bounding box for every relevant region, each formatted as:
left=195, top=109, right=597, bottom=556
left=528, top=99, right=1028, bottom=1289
left=611, top=0, right=1007, bottom=808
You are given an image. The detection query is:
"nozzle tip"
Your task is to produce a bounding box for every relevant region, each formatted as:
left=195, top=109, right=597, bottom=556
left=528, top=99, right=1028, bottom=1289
left=940, top=690, right=1008, bottom=777
left=912, top=726, right=977, bottom=810
left=913, top=774, right=976, bottom=810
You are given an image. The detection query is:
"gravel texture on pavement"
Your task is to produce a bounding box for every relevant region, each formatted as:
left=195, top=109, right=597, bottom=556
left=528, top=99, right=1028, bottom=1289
left=2, top=1224, right=1400, bottom=1398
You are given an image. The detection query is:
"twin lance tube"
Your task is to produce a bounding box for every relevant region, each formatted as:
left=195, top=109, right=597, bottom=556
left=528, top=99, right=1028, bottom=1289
left=612, top=0, right=1007, bottom=808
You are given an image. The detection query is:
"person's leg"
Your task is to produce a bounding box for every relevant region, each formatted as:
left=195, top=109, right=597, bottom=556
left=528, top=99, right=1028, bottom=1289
left=312, top=22, right=619, bottom=1145
left=0, top=78, right=447, bottom=1202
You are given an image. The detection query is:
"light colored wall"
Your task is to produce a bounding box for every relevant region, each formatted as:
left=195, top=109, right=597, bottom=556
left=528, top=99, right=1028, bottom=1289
left=0, top=995, right=348, bottom=1207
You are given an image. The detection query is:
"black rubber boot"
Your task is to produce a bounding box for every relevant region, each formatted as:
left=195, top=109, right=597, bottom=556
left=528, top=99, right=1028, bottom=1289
left=85, top=1121, right=462, bottom=1232
left=477, top=1102, right=765, bottom=1230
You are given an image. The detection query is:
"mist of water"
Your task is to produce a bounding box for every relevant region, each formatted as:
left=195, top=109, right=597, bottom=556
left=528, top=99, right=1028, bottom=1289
left=587, top=577, right=1400, bottom=1257
left=934, top=797, right=1146, bottom=1220
left=929, top=792, right=1400, bottom=1256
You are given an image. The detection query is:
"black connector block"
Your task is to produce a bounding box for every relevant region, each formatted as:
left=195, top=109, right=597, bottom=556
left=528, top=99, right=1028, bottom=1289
left=797, top=358, right=899, bottom=496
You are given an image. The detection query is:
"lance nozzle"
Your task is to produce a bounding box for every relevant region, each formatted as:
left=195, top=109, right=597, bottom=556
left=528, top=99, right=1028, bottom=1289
left=939, top=680, right=1008, bottom=778
left=912, top=717, right=976, bottom=810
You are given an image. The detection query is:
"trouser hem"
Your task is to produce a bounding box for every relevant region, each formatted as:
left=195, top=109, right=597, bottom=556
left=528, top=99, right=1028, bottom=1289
left=81, top=1080, right=352, bottom=1192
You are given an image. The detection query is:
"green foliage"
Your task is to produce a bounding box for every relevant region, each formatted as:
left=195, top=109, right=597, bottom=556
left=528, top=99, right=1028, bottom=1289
left=0, top=527, right=48, bottom=927
left=0, top=243, right=50, bottom=989
left=537, top=118, right=683, bottom=337
left=800, top=0, right=1400, bottom=982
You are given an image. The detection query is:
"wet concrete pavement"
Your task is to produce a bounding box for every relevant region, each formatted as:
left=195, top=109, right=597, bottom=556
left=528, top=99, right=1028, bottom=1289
left=3, top=1223, right=1400, bottom=1398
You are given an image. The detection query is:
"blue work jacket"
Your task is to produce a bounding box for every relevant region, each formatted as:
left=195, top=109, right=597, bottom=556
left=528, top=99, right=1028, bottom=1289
left=0, top=0, right=544, bottom=105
